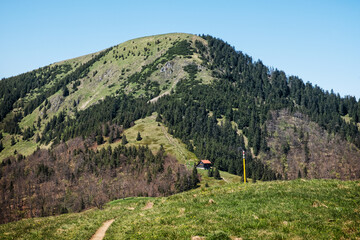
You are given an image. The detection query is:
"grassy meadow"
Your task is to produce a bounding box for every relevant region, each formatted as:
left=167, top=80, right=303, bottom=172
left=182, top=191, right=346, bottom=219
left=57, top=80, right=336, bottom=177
left=100, top=113, right=198, bottom=167
left=0, top=179, right=359, bottom=240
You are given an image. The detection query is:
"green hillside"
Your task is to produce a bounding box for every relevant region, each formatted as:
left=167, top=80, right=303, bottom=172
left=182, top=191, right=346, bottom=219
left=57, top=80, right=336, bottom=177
left=0, top=179, right=359, bottom=239
left=1, top=33, right=360, bottom=228
left=0, top=33, right=212, bottom=161
left=97, top=113, right=198, bottom=166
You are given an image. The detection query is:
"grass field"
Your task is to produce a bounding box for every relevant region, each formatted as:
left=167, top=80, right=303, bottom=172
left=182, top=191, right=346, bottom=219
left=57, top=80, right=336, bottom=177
left=100, top=112, right=198, bottom=167
left=0, top=133, right=38, bottom=161
left=1, top=179, right=359, bottom=239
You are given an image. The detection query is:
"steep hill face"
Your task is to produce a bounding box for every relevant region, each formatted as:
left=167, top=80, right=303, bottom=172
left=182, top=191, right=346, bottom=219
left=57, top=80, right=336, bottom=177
left=263, top=109, right=360, bottom=180
left=0, top=33, right=214, bottom=159
left=0, top=33, right=360, bottom=222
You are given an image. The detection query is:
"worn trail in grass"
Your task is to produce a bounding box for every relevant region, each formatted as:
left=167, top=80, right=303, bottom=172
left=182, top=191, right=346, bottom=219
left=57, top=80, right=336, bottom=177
left=1, top=179, right=359, bottom=240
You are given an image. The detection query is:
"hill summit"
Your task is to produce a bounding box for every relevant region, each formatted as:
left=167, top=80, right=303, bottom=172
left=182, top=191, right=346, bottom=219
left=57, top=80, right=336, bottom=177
left=0, top=33, right=360, bottom=222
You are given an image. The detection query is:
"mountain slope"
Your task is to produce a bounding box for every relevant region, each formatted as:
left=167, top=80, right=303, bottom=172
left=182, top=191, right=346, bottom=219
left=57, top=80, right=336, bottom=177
left=0, top=33, right=215, bottom=160
left=0, top=179, right=359, bottom=239
left=0, top=32, right=359, bottom=177
left=1, top=33, right=360, bottom=224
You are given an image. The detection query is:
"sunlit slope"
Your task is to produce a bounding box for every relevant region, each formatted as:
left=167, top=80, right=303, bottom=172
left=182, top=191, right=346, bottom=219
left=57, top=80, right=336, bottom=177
left=0, top=179, right=359, bottom=240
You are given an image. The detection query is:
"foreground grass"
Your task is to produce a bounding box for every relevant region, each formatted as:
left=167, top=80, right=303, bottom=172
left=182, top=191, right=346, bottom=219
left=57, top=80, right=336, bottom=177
left=1, top=179, right=359, bottom=239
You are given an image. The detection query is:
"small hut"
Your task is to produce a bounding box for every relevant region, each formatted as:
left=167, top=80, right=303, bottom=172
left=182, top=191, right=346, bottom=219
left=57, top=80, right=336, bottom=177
left=196, top=160, right=212, bottom=169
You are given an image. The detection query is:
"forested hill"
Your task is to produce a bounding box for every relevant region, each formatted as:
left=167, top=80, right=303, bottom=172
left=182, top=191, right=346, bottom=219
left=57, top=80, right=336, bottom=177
left=0, top=33, right=360, bottom=222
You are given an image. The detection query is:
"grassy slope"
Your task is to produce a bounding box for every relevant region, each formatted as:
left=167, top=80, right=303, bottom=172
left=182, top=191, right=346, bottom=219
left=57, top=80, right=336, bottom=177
left=1, top=179, right=359, bottom=240
left=99, top=113, right=198, bottom=167
left=0, top=133, right=38, bottom=160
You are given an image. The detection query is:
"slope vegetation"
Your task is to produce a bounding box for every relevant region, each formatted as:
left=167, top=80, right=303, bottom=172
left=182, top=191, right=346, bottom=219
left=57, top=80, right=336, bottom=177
left=263, top=109, right=360, bottom=180
left=0, top=33, right=213, bottom=161
left=0, top=179, right=359, bottom=239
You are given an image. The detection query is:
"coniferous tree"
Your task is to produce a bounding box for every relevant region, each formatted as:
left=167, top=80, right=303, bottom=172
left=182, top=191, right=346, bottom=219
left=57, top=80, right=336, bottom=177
left=104, top=124, right=110, bottom=137
left=214, top=168, right=221, bottom=180
left=304, top=133, right=310, bottom=163
left=96, top=135, right=104, bottom=145
left=11, top=136, right=16, bottom=146
left=122, top=134, right=128, bottom=145
left=116, top=128, right=121, bottom=139
left=136, top=132, right=142, bottom=141
left=260, top=124, right=269, bottom=152
left=156, top=114, right=162, bottom=122
left=108, top=132, right=114, bottom=144
left=208, top=168, right=213, bottom=177
left=37, top=116, right=41, bottom=129
left=191, top=165, right=199, bottom=187
left=62, top=86, right=69, bottom=97
left=253, top=128, right=261, bottom=155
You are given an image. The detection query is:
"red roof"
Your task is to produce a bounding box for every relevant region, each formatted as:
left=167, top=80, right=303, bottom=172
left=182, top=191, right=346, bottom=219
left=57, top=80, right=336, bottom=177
left=201, top=160, right=212, bottom=164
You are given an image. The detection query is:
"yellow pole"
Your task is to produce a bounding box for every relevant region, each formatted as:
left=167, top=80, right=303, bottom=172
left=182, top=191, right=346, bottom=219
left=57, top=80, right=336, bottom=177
left=243, top=151, right=246, bottom=183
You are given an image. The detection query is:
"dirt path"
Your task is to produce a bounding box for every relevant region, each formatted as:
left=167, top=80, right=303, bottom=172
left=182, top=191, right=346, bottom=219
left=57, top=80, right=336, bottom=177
left=222, top=177, right=229, bottom=183
left=90, top=219, right=115, bottom=240
left=160, top=125, right=186, bottom=162
left=148, top=77, right=182, bottom=103
left=142, top=201, right=154, bottom=210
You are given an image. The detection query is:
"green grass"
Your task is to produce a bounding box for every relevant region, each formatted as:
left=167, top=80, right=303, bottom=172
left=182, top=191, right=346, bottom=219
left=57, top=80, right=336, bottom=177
left=100, top=112, right=198, bottom=166
left=0, top=133, right=38, bottom=161
left=1, top=179, right=359, bottom=239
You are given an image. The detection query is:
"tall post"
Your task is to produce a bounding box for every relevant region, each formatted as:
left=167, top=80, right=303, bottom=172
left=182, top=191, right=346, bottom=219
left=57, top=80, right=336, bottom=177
left=243, top=150, right=246, bottom=183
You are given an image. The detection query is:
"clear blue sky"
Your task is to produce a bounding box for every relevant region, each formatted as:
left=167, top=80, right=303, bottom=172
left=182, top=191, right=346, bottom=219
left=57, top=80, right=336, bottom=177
left=1, top=0, right=359, bottom=99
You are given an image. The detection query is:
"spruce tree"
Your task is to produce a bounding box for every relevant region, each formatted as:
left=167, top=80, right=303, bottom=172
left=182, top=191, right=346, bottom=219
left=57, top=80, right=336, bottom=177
left=122, top=134, right=128, bottom=145
left=108, top=132, right=114, bottom=144
left=104, top=124, right=110, bottom=137
left=214, top=168, right=221, bottom=180
left=136, top=132, right=142, bottom=141
left=62, top=86, right=69, bottom=97
left=304, top=133, right=310, bottom=163
left=208, top=168, right=213, bottom=177
left=253, top=127, right=261, bottom=155
left=37, top=116, right=41, bottom=129
left=96, top=135, right=104, bottom=145
left=11, top=136, right=16, bottom=146
left=191, top=165, right=199, bottom=187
